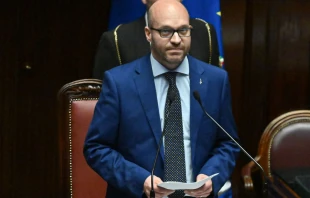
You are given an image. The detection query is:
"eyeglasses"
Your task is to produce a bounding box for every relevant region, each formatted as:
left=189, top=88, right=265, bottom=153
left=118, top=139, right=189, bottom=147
left=149, top=27, right=193, bottom=38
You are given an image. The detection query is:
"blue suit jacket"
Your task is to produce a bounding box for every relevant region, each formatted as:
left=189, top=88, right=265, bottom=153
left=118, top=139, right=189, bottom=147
left=84, top=55, right=240, bottom=198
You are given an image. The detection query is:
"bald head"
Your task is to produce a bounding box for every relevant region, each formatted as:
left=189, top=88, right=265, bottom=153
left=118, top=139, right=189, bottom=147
left=147, top=0, right=189, bottom=28
left=142, top=0, right=182, bottom=10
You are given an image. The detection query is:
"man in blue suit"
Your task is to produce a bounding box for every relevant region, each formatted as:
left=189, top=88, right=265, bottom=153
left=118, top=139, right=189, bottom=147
left=84, top=0, right=239, bottom=197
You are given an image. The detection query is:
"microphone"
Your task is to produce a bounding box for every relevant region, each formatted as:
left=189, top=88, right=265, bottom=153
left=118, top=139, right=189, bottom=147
left=193, top=91, right=269, bottom=196
left=150, top=91, right=176, bottom=198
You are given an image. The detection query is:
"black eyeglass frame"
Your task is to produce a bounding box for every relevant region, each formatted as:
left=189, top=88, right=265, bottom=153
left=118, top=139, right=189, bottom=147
left=149, top=26, right=193, bottom=38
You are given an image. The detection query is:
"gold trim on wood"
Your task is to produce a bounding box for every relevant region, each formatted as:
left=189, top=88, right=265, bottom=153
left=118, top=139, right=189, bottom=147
left=114, top=24, right=123, bottom=65
left=68, top=99, right=73, bottom=198
left=195, top=18, right=212, bottom=64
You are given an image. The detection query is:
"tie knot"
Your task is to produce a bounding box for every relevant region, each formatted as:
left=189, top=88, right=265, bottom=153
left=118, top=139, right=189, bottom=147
left=164, top=72, right=177, bottom=86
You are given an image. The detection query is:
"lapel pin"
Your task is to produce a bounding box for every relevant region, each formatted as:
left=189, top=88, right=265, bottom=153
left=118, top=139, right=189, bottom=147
left=200, top=78, right=202, bottom=84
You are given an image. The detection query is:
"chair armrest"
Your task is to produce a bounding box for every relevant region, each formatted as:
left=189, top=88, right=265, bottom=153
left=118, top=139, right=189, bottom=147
left=241, top=157, right=261, bottom=191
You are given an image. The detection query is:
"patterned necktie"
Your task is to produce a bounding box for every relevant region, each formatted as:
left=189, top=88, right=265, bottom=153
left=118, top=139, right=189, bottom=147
left=163, top=72, right=186, bottom=198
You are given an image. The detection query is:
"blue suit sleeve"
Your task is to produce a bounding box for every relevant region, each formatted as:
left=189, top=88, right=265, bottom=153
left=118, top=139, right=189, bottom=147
left=83, top=71, right=150, bottom=197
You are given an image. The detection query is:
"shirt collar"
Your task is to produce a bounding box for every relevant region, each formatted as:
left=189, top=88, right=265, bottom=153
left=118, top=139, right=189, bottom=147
left=150, top=54, right=189, bottom=77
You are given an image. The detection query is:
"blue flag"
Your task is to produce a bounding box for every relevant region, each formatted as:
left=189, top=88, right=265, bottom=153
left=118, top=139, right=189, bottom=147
left=183, top=0, right=224, bottom=67
left=108, top=0, right=145, bottom=30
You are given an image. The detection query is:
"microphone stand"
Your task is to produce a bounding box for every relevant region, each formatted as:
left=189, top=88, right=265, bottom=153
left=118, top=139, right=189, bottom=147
left=150, top=126, right=166, bottom=198
left=193, top=91, right=269, bottom=197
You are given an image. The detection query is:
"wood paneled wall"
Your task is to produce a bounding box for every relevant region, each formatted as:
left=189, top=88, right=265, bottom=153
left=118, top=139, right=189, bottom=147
left=0, top=0, right=309, bottom=197
left=222, top=0, right=310, bottom=196
left=0, top=1, right=110, bottom=197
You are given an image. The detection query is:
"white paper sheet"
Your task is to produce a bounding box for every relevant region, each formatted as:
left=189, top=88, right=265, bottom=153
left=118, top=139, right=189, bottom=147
left=158, top=173, right=219, bottom=190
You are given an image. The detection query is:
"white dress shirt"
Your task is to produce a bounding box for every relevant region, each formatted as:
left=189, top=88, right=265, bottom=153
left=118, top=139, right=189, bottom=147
left=150, top=54, right=194, bottom=183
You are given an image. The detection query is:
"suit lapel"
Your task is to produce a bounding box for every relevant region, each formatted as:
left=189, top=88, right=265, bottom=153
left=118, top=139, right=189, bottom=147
left=134, top=56, right=209, bottom=163
left=134, top=56, right=163, bottom=158
left=189, top=56, right=208, bottom=162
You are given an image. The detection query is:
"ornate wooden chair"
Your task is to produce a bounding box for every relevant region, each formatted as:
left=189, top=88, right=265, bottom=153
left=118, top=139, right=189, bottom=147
left=58, top=79, right=107, bottom=198
left=241, top=110, right=310, bottom=197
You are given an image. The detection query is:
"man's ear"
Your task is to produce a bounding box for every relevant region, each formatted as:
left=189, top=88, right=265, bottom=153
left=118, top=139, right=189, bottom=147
left=145, top=26, right=152, bottom=43
left=141, top=0, right=147, bottom=5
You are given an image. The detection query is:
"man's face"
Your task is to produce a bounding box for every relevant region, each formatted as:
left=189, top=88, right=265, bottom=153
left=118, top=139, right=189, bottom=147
left=145, top=2, right=190, bottom=70
left=142, top=0, right=182, bottom=9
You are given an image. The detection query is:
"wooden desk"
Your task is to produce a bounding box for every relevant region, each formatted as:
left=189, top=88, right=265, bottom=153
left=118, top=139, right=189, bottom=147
left=270, top=168, right=310, bottom=198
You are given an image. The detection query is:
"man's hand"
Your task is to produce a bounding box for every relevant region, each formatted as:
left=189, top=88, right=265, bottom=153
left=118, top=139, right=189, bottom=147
left=184, top=174, right=213, bottom=198
left=143, top=175, right=175, bottom=198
